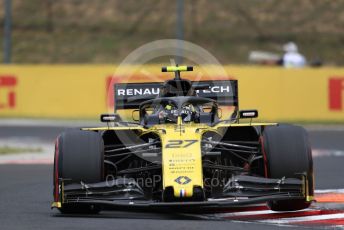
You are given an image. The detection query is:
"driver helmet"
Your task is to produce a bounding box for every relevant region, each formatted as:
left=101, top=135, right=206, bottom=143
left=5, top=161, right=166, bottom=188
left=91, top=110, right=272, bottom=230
left=181, top=104, right=195, bottom=122
left=158, top=103, right=178, bottom=122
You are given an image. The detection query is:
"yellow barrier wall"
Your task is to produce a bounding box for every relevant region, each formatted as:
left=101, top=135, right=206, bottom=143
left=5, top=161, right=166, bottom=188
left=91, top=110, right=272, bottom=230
left=0, top=65, right=344, bottom=122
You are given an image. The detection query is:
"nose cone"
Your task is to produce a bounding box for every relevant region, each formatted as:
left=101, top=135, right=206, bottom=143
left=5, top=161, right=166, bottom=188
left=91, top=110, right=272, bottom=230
left=160, top=126, right=203, bottom=199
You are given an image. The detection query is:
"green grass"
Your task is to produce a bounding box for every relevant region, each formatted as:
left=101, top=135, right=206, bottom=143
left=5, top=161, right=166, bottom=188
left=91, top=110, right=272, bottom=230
left=0, top=146, right=43, bottom=155
left=2, top=0, right=344, bottom=65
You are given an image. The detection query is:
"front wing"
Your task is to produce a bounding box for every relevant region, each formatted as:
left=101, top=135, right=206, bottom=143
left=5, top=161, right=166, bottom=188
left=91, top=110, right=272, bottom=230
left=52, top=174, right=311, bottom=212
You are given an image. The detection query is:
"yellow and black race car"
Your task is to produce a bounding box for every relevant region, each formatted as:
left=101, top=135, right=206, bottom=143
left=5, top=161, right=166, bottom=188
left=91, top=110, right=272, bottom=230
left=52, top=66, right=314, bottom=214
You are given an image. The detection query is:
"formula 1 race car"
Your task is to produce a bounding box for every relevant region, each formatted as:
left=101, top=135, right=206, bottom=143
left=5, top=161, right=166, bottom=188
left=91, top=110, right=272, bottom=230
left=52, top=65, right=314, bottom=214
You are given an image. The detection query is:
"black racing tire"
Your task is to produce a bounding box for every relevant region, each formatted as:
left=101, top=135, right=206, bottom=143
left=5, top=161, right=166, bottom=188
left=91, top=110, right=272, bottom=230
left=54, top=130, right=104, bottom=214
left=262, top=124, right=314, bottom=211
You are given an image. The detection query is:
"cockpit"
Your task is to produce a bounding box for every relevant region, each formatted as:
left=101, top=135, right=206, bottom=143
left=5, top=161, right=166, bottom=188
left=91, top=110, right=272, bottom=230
left=139, top=97, right=220, bottom=127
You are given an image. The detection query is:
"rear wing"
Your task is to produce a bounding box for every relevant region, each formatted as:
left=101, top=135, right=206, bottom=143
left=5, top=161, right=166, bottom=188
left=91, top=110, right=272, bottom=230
left=114, top=80, right=238, bottom=111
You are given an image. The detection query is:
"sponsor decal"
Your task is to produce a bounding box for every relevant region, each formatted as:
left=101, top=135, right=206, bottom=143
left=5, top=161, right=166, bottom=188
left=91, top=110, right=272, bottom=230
left=115, top=85, right=232, bottom=97
left=329, top=77, right=344, bottom=111
left=114, top=80, right=238, bottom=109
left=117, top=87, right=160, bottom=96
left=174, top=176, right=192, bottom=185
left=0, top=75, right=17, bottom=109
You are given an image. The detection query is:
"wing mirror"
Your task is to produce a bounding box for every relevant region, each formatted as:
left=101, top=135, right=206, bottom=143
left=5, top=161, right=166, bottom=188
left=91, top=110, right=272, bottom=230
left=100, top=114, right=121, bottom=122
left=239, top=110, right=258, bottom=119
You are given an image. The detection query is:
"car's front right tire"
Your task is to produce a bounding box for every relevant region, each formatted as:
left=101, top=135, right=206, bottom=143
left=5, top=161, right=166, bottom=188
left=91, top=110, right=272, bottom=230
left=54, top=130, right=104, bottom=214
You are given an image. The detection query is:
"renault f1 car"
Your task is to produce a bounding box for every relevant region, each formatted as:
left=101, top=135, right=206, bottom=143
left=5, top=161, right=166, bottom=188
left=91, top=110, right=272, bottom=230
left=52, top=65, right=314, bottom=214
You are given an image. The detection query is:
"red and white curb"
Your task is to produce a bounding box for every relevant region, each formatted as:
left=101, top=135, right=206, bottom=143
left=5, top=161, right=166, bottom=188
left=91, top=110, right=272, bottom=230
left=196, top=207, right=344, bottom=228
left=259, top=212, right=344, bottom=225
left=197, top=189, right=344, bottom=228
left=186, top=206, right=344, bottom=228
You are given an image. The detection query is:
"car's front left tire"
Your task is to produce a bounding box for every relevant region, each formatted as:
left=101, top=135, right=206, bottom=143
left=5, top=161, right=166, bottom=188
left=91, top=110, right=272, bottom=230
left=262, top=124, right=314, bottom=211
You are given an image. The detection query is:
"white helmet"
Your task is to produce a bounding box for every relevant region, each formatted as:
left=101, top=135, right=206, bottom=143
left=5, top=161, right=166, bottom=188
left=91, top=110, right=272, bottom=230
left=283, top=42, right=298, bottom=53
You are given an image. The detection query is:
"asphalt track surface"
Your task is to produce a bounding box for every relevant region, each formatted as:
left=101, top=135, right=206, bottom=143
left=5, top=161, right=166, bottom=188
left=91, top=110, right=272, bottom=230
left=1, top=125, right=344, bottom=230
